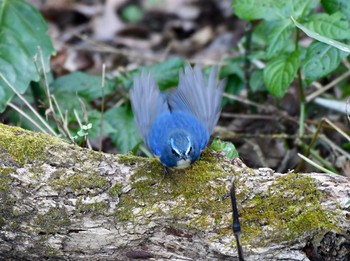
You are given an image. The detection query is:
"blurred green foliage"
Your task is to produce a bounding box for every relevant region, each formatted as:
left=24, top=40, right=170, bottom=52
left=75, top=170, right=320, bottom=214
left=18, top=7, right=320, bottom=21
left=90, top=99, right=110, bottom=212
left=1, top=0, right=350, bottom=156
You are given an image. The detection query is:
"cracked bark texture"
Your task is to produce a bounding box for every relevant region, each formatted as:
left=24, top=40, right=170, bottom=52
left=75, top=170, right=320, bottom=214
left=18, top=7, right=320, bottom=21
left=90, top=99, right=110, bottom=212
left=0, top=123, right=349, bottom=261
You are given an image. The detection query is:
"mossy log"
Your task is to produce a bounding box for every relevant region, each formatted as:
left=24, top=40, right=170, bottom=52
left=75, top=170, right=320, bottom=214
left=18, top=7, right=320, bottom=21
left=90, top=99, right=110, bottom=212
left=0, top=123, right=349, bottom=261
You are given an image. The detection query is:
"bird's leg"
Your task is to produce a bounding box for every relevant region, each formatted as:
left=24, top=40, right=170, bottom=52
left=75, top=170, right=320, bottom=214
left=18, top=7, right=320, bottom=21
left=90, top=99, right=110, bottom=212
left=162, top=166, right=174, bottom=180
left=230, top=184, right=244, bottom=261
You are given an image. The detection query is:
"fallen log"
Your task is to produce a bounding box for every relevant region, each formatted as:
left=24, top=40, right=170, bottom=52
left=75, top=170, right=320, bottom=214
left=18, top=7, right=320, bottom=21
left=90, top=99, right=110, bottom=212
left=0, top=123, right=349, bottom=260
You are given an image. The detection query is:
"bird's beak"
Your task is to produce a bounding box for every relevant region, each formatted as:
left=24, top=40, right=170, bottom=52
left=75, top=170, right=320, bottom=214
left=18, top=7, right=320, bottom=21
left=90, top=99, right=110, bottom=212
left=181, top=155, right=189, bottom=160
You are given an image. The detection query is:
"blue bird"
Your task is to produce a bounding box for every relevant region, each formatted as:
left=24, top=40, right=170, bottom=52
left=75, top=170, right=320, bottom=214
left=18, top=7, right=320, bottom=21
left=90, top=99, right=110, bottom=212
left=130, top=64, right=225, bottom=168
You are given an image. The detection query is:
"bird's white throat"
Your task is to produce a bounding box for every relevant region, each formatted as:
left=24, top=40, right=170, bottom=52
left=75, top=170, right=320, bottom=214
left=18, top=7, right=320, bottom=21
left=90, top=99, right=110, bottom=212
left=175, top=159, right=191, bottom=169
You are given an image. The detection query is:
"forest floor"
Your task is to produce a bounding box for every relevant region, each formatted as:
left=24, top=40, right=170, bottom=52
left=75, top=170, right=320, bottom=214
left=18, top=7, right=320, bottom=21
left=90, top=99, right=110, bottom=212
left=25, top=0, right=350, bottom=176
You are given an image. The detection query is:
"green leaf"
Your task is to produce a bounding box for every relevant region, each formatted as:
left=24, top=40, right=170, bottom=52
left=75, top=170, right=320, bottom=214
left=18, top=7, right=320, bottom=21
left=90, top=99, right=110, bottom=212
left=302, top=41, right=348, bottom=82
left=291, top=16, right=350, bottom=53
left=0, top=0, right=55, bottom=112
left=249, top=69, right=265, bottom=92
left=51, top=72, right=115, bottom=101
left=321, top=0, right=350, bottom=22
left=233, top=0, right=318, bottom=21
left=84, top=110, right=115, bottom=139
left=121, top=4, right=143, bottom=23
left=66, top=110, right=114, bottom=140
left=104, top=107, right=141, bottom=153
left=82, top=123, right=92, bottom=130
left=77, top=129, right=88, bottom=137
left=290, top=0, right=319, bottom=19
left=210, top=137, right=239, bottom=159
left=220, top=58, right=244, bottom=100
left=263, top=51, right=300, bottom=97
left=220, top=58, right=244, bottom=79
left=233, top=0, right=285, bottom=21
left=119, top=57, right=185, bottom=90
left=305, top=13, right=350, bottom=40
left=266, top=19, right=293, bottom=59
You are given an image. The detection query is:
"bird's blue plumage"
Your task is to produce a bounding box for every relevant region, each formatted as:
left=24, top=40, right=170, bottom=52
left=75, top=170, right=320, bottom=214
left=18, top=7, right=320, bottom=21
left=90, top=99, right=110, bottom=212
left=130, top=64, right=225, bottom=168
left=147, top=111, right=208, bottom=167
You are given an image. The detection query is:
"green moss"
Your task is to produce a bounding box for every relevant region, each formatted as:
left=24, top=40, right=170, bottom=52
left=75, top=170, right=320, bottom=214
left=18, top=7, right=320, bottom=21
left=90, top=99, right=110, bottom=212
left=0, top=167, right=14, bottom=191
left=78, top=201, right=108, bottom=216
left=52, top=173, right=109, bottom=195
left=108, top=183, right=123, bottom=197
left=0, top=167, right=16, bottom=227
left=241, top=174, right=337, bottom=246
left=0, top=124, right=57, bottom=165
left=118, top=153, right=157, bottom=166
left=115, top=151, right=338, bottom=246
left=44, top=246, right=61, bottom=257
left=34, top=207, right=71, bottom=234
left=115, top=194, right=136, bottom=221
left=115, top=149, right=231, bottom=229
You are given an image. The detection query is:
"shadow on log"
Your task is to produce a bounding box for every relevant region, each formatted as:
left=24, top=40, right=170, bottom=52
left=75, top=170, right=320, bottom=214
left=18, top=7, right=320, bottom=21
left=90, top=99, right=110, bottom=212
left=0, top=123, right=349, bottom=260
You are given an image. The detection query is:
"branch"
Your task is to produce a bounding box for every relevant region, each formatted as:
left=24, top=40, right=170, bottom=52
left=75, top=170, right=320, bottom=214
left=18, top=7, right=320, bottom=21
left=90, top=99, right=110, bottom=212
left=0, top=123, right=349, bottom=260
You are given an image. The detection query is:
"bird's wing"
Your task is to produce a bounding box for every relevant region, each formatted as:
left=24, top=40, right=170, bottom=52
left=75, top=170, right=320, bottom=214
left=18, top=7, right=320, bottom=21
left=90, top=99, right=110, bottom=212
left=167, top=64, right=225, bottom=134
left=130, top=71, right=169, bottom=145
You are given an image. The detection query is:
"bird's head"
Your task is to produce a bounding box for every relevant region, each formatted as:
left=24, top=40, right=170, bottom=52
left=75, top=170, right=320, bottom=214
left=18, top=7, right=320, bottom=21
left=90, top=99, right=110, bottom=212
left=159, top=130, right=200, bottom=169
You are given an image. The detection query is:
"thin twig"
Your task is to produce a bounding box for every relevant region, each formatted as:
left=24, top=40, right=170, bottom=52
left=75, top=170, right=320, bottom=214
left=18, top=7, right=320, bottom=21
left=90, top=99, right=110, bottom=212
left=0, top=73, right=57, bottom=136
left=51, top=95, right=74, bottom=142
left=297, top=153, right=338, bottom=175
left=73, top=109, right=91, bottom=149
left=99, top=64, right=106, bottom=152
left=306, top=70, right=350, bottom=102
left=8, top=102, right=48, bottom=134
left=243, top=22, right=252, bottom=91
left=37, top=46, right=53, bottom=110
left=76, top=98, right=92, bottom=150
left=295, top=117, right=350, bottom=172
left=74, top=33, right=229, bottom=66
left=347, top=97, right=350, bottom=123
left=230, top=185, right=244, bottom=261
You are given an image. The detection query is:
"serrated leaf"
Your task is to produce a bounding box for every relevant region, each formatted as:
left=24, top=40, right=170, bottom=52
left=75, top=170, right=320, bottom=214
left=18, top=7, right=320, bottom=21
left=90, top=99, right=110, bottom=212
left=105, top=107, right=141, bottom=153
left=291, top=16, right=350, bottom=53
left=210, top=137, right=238, bottom=159
left=290, top=0, right=319, bottom=19
left=305, top=12, right=350, bottom=40
left=266, top=19, right=293, bottom=59
left=0, top=0, right=55, bottom=112
left=321, top=0, right=350, bottom=22
left=263, top=51, right=300, bottom=97
left=302, top=41, right=348, bottom=82
left=233, top=0, right=318, bottom=21
left=233, top=0, right=285, bottom=21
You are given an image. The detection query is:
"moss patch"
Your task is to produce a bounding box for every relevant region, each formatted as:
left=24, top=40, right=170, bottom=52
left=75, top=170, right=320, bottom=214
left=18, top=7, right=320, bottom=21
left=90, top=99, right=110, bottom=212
left=115, top=149, right=232, bottom=230
left=34, top=207, right=71, bottom=234
left=77, top=199, right=108, bottom=216
left=241, top=174, right=337, bottom=246
left=0, top=167, right=14, bottom=191
left=0, top=124, right=57, bottom=165
left=52, top=173, right=109, bottom=195
left=108, top=183, right=123, bottom=197
left=118, top=153, right=157, bottom=166
left=0, top=167, right=16, bottom=227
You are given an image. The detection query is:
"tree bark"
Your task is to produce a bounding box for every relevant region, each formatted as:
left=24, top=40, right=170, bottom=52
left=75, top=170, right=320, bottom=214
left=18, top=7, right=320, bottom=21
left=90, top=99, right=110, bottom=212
left=0, top=123, right=349, bottom=261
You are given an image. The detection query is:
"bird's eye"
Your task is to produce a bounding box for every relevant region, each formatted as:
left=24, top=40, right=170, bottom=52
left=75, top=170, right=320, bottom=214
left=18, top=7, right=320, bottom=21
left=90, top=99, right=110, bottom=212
left=188, top=146, right=192, bottom=153
left=171, top=148, right=178, bottom=155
